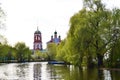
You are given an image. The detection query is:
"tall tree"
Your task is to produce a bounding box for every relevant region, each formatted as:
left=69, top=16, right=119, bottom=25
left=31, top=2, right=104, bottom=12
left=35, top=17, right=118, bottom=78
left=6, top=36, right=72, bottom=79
left=56, top=40, right=67, bottom=61
left=47, top=43, right=57, bottom=60
left=14, top=42, right=32, bottom=62
left=65, top=0, right=120, bottom=67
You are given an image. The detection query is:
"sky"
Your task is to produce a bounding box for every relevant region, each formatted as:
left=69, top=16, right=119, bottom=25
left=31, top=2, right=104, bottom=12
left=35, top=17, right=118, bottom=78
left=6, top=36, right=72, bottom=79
left=0, top=0, right=120, bottom=49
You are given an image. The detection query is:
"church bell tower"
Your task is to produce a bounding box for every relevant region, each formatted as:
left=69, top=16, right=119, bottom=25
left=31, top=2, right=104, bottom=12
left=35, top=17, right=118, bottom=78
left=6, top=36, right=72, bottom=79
left=33, top=27, right=42, bottom=50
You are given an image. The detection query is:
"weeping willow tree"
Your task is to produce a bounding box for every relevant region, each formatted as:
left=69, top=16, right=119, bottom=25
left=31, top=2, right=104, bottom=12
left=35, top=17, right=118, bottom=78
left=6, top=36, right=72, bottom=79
left=81, top=0, right=113, bottom=67
left=58, top=0, right=120, bottom=67
left=56, top=40, right=66, bottom=61
left=108, top=9, right=120, bottom=67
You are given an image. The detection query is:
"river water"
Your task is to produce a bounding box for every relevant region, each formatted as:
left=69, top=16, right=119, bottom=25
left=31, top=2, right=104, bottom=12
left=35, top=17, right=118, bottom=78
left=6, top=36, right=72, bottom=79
left=0, top=62, right=120, bottom=80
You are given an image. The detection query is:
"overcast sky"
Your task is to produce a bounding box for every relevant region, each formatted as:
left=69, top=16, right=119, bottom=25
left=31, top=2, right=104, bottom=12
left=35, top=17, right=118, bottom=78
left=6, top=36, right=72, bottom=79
left=0, top=0, right=120, bottom=49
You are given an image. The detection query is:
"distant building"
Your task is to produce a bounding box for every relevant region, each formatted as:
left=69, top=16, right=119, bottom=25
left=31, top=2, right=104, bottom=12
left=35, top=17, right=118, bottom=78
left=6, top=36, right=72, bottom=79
left=33, top=27, right=43, bottom=51
left=47, top=31, right=61, bottom=44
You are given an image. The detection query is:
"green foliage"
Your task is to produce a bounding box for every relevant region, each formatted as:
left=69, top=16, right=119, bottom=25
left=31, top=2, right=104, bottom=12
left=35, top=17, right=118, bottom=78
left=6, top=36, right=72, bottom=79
left=0, top=41, right=34, bottom=62
left=14, top=42, right=32, bottom=62
left=33, top=50, right=48, bottom=60
left=0, top=44, right=16, bottom=62
left=108, top=39, right=120, bottom=67
left=47, top=42, right=57, bottom=60
left=56, top=40, right=67, bottom=61
left=60, top=0, right=120, bottom=67
left=0, top=44, right=9, bottom=61
left=34, top=50, right=42, bottom=58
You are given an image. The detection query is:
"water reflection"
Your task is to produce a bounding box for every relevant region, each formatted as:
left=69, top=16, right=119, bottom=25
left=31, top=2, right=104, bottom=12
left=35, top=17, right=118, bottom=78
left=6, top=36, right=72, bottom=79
left=0, top=62, right=120, bottom=80
left=0, top=63, right=33, bottom=80
left=33, top=63, right=41, bottom=80
left=16, top=63, right=30, bottom=80
left=103, top=70, right=111, bottom=80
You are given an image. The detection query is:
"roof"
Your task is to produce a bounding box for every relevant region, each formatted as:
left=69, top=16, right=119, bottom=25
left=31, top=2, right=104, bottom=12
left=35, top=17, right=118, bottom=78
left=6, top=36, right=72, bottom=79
left=34, top=30, right=41, bottom=34
left=34, top=27, right=41, bottom=34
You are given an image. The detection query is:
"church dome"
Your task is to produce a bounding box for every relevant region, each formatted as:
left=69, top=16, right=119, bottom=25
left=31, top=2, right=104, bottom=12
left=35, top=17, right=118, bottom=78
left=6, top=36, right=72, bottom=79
left=34, top=27, right=41, bottom=34
left=34, top=30, right=41, bottom=34
left=54, top=31, right=57, bottom=34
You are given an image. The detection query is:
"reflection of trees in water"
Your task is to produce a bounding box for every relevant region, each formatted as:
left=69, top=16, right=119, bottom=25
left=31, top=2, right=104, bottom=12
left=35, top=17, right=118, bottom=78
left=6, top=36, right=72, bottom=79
left=46, top=64, right=63, bottom=80
left=104, top=69, right=120, bottom=80
left=33, top=63, right=41, bottom=80
left=13, top=63, right=120, bottom=80
left=47, top=65, right=99, bottom=80
left=103, top=70, right=112, bottom=80
left=16, top=63, right=29, bottom=79
left=62, top=66, right=82, bottom=80
left=46, top=65, right=82, bottom=80
left=46, top=64, right=55, bottom=79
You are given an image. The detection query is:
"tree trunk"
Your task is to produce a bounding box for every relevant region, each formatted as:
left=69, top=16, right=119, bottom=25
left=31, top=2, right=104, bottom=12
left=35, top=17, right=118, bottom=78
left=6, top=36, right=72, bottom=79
left=97, top=54, right=103, bottom=67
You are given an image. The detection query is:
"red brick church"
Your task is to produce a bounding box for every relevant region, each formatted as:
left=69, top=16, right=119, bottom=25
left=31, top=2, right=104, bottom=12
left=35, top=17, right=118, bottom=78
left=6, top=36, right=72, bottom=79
left=33, top=27, right=61, bottom=51
left=33, top=27, right=43, bottom=50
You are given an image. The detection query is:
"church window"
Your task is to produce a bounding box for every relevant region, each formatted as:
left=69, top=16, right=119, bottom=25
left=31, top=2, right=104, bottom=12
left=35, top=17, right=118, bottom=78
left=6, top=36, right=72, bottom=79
left=38, top=36, right=40, bottom=40
left=35, top=36, right=37, bottom=40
